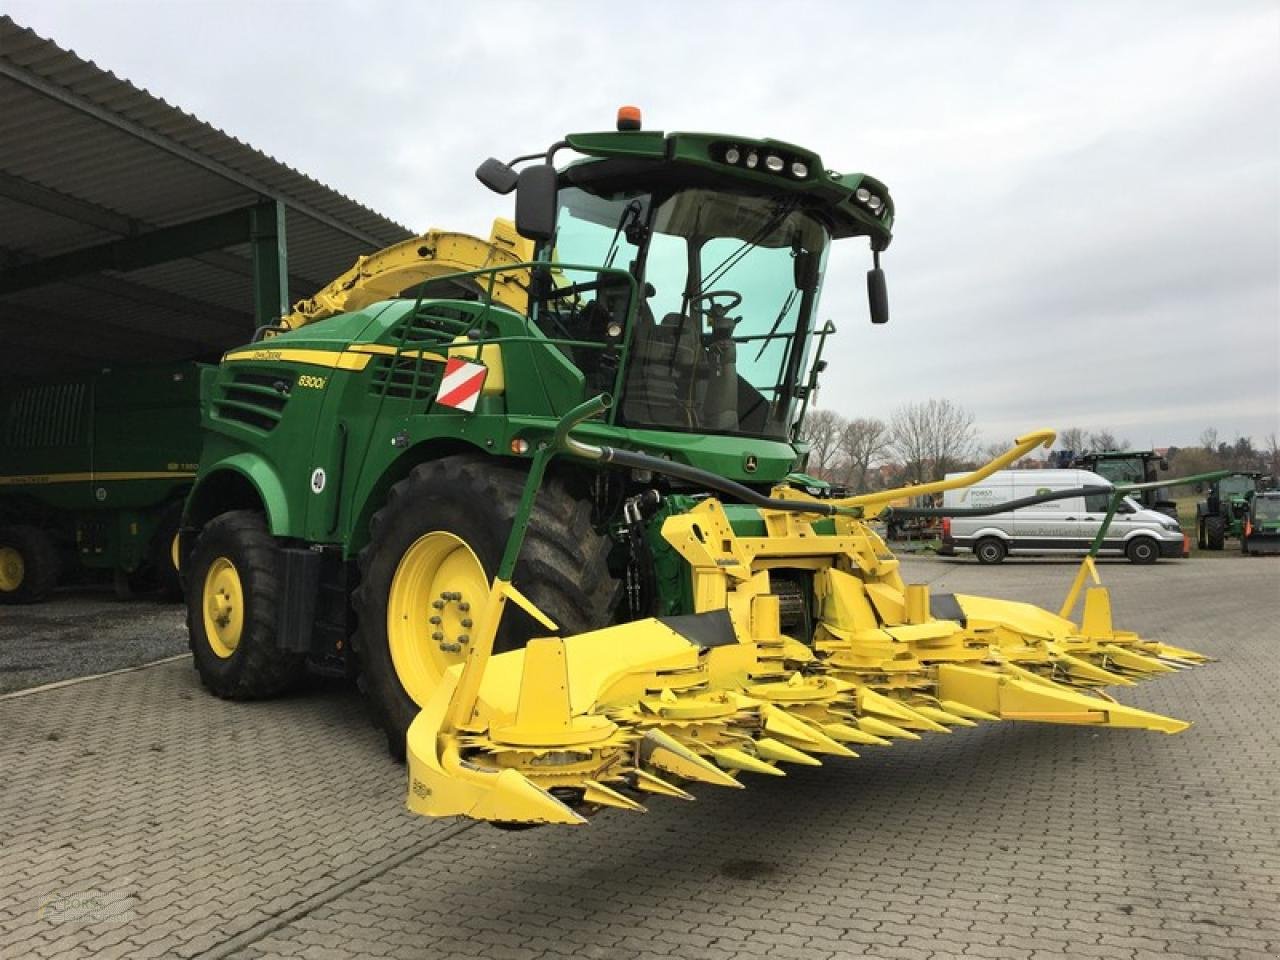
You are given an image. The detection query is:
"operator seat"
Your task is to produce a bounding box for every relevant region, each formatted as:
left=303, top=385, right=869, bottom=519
left=622, top=302, right=702, bottom=428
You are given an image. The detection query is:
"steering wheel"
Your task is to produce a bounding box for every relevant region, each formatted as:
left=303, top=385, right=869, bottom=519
left=689, top=289, right=743, bottom=312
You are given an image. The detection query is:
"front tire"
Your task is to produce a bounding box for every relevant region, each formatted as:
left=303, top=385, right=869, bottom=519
left=974, top=537, right=1007, bottom=564
left=1205, top=515, right=1226, bottom=551
left=0, top=525, right=60, bottom=604
left=353, top=457, right=617, bottom=759
left=1125, top=536, right=1159, bottom=564
left=186, top=510, right=303, bottom=699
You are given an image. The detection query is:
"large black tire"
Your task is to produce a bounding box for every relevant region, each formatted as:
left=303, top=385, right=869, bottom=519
left=1196, top=516, right=1207, bottom=550
left=0, top=525, right=61, bottom=604
left=353, top=457, right=618, bottom=759
left=1125, top=536, right=1159, bottom=564
left=974, top=537, right=1007, bottom=565
left=185, top=510, right=304, bottom=699
left=1205, top=514, right=1226, bottom=551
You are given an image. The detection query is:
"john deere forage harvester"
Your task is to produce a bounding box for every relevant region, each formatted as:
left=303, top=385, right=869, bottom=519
left=183, top=111, right=1209, bottom=826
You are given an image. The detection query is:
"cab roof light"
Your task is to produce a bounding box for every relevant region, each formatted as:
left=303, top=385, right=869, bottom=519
left=617, top=106, right=642, bottom=131
left=717, top=142, right=811, bottom=180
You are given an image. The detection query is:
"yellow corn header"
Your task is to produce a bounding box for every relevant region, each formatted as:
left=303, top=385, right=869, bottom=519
left=405, top=400, right=1213, bottom=826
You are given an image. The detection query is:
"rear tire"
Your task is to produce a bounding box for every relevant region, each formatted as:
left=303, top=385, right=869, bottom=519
left=151, top=501, right=185, bottom=601
left=974, top=537, right=1007, bottom=564
left=0, top=525, right=61, bottom=604
left=186, top=510, right=304, bottom=699
left=1125, top=536, right=1159, bottom=564
left=353, top=457, right=618, bottom=760
left=1205, top=514, right=1226, bottom=551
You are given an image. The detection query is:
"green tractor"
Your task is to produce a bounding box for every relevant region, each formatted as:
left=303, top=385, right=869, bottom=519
left=179, top=113, right=894, bottom=750
left=1242, top=489, right=1280, bottom=555
left=1195, top=472, right=1267, bottom=550
left=0, top=362, right=202, bottom=603
left=1070, top=449, right=1177, bottom=520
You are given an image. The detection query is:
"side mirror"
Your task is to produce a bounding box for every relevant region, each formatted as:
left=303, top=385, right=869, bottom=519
left=475, top=157, right=518, bottom=195
left=867, top=267, right=889, bottom=325
left=515, top=165, right=558, bottom=243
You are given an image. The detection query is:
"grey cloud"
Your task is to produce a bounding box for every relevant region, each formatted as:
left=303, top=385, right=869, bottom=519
left=6, top=0, right=1277, bottom=447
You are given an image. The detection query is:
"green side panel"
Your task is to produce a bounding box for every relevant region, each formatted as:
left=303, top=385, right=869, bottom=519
left=0, top=361, right=203, bottom=573
left=195, top=289, right=810, bottom=556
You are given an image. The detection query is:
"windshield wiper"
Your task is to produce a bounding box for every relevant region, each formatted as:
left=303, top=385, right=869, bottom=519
left=687, top=197, right=801, bottom=308
left=603, top=199, right=643, bottom=270
left=753, top=289, right=798, bottom=362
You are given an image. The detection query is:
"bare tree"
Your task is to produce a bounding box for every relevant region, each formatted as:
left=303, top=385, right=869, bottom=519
left=1057, top=427, right=1087, bottom=455
left=889, top=398, right=977, bottom=483
left=798, top=408, right=845, bottom=479
left=1266, top=432, right=1280, bottom=477
left=978, top=441, right=1008, bottom=462
left=1199, top=427, right=1219, bottom=453
left=836, top=417, right=890, bottom=492
left=1086, top=430, right=1129, bottom=453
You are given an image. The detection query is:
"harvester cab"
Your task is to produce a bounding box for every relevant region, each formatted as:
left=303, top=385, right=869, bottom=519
left=470, top=107, right=893, bottom=445
left=181, top=111, right=1215, bottom=830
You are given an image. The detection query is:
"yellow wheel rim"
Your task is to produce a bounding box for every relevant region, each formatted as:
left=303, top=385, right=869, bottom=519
left=202, top=557, right=244, bottom=658
left=387, top=531, right=489, bottom=708
left=0, top=546, right=24, bottom=593
left=170, top=533, right=181, bottom=573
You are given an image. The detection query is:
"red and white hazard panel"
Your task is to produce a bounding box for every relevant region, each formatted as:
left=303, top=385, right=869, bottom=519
left=436, top=357, right=488, bottom=412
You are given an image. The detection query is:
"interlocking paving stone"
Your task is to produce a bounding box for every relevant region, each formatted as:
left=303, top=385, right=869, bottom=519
left=1, top=555, right=1277, bottom=959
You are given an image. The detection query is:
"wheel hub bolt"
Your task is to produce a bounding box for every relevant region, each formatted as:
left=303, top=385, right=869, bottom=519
left=460, top=618, right=473, bottom=628
left=439, top=641, right=462, bottom=653
left=458, top=601, right=470, bottom=612
left=431, top=631, right=444, bottom=642
left=429, top=615, right=442, bottom=625
left=431, top=599, right=445, bottom=610
left=457, top=634, right=470, bottom=644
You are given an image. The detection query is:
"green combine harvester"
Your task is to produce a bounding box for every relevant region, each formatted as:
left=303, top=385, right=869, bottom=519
left=0, top=363, right=202, bottom=602
left=177, top=110, right=1214, bottom=826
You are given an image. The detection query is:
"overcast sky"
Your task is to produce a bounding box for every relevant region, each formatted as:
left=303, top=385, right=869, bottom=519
left=8, top=0, right=1279, bottom=449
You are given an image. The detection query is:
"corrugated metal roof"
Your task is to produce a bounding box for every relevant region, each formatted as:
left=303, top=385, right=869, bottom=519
left=0, top=15, right=414, bottom=382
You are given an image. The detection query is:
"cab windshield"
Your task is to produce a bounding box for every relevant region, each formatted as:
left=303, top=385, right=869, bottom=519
left=547, top=184, right=829, bottom=439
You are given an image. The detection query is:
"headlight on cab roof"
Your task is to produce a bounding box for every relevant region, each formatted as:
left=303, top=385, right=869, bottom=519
left=715, top=142, right=813, bottom=180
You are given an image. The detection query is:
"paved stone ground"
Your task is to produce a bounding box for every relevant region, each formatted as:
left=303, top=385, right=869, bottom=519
left=1, top=556, right=1276, bottom=959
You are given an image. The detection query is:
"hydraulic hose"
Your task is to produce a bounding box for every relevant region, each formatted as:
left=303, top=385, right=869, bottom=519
left=884, top=486, right=1115, bottom=518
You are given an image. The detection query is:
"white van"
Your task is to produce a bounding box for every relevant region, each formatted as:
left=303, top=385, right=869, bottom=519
left=938, top=469, right=1187, bottom=564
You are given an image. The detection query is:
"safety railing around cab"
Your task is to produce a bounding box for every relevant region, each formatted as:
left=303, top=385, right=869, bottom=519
left=374, top=260, right=640, bottom=423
